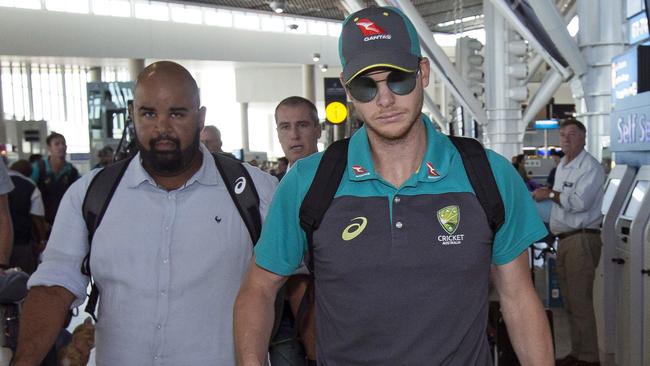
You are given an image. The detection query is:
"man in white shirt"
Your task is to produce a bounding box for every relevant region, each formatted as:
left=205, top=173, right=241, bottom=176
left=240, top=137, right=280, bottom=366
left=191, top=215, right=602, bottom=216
left=13, top=61, right=277, bottom=365
left=533, top=118, right=605, bottom=366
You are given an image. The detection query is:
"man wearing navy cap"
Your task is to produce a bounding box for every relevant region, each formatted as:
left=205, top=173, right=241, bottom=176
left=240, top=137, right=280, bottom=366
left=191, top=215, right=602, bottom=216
left=235, top=6, right=553, bottom=365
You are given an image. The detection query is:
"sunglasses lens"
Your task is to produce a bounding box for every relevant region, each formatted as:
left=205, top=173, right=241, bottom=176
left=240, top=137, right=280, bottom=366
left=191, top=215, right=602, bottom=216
left=387, top=70, right=418, bottom=95
left=348, top=77, right=377, bottom=103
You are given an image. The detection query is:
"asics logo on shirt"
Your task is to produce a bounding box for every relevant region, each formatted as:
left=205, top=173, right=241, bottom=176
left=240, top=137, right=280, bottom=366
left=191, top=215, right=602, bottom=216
left=342, top=217, right=368, bottom=241
left=234, top=177, right=246, bottom=194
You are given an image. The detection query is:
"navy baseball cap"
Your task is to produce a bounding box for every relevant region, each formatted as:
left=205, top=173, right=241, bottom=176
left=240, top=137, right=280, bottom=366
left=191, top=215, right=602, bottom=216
left=339, top=6, right=421, bottom=84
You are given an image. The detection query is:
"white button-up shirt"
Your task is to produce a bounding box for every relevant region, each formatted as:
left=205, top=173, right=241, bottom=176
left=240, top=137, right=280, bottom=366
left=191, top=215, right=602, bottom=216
left=29, top=145, right=277, bottom=365
left=549, top=149, right=606, bottom=234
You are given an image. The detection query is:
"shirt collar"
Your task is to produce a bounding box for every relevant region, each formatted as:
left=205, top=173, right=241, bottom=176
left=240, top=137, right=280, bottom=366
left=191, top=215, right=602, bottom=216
left=346, top=114, right=451, bottom=183
left=560, top=149, right=587, bottom=169
left=125, top=144, right=219, bottom=189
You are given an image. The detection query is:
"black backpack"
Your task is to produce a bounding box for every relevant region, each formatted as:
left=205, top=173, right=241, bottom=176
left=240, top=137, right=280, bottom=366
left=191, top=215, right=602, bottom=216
left=295, top=136, right=505, bottom=330
left=80, top=153, right=262, bottom=320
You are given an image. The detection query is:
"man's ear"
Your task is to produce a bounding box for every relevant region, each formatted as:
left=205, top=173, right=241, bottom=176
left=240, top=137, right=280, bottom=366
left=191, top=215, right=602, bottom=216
left=419, top=57, right=430, bottom=88
left=198, top=106, right=206, bottom=131
left=340, top=73, right=353, bottom=101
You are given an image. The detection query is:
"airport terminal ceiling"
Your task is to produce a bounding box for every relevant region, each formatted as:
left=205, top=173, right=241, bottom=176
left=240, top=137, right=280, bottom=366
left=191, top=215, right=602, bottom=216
left=164, top=0, right=489, bottom=32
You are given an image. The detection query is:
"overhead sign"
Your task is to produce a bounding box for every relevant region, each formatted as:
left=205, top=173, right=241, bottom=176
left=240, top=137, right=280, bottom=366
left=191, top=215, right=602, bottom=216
left=612, top=47, right=639, bottom=101
left=323, top=77, right=347, bottom=125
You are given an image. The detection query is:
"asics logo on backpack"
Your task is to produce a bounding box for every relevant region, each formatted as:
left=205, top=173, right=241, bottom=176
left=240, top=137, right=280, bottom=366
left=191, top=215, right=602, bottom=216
left=234, top=177, right=246, bottom=194
left=342, top=217, right=368, bottom=241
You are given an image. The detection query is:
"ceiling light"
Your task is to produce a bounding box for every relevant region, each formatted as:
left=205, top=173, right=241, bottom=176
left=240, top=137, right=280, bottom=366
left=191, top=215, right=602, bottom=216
left=312, top=53, right=321, bottom=62
left=269, top=1, right=286, bottom=14
left=320, top=64, right=328, bottom=72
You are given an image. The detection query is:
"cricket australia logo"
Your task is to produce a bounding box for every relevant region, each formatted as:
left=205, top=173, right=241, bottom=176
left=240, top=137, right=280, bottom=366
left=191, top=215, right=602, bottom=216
left=436, top=205, right=464, bottom=245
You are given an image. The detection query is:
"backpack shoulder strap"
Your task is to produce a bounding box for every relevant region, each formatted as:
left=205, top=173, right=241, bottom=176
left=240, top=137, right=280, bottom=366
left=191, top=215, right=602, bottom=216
left=80, top=155, right=133, bottom=320
left=212, top=153, right=262, bottom=244
left=448, top=136, right=505, bottom=236
left=299, top=138, right=349, bottom=273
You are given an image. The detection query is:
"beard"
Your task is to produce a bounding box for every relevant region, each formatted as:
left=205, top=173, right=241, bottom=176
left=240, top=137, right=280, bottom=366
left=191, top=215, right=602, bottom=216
left=137, top=128, right=201, bottom=176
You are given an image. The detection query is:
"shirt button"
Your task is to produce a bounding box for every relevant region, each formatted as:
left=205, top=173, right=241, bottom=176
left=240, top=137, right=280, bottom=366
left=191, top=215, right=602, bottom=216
left=164, top=226, right=169, bottom=231
left=163, top=258, right=169, bottom=264
left=157, top=324, right=162, bottom=329
left=395, top=221, right=403, bottom=229
left=394, top=196, right=401, bottom=203
left=160, top=290, right=166, bottom=296
left=154, top=356, right=159, bottom=360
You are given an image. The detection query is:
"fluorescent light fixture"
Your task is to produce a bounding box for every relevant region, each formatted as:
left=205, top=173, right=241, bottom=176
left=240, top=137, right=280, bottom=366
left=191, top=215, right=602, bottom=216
left=135, top=1, right=169, bottom=21
left=328, top=22, right=342, bottom=37
left=308, top=21, right=328, bottom=36
left=437, top=14, right=484, bottom=28
left=170, top=4, right=202, bottom=25
left=234, top=12, right=260, bottom=30
left=93, top=0, right=131, bottom=17
left=46, top=0, right=89, bottom=13
left=261, top=15, right=285, bottom=32
left=204, top=8, right=233, bottom=27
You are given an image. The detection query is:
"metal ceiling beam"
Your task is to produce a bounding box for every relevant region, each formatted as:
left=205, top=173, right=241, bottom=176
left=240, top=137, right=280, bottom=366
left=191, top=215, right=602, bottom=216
left=486, top=0, right=573, bottom=80
left=415, top=0, right=482, bottom=15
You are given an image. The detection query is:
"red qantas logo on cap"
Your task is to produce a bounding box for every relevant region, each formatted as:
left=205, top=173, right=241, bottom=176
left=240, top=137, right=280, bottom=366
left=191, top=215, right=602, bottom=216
left=352, top=165, right=370, bottom=177
left=426, top=162, right=440, bottom=177
left=355, top=19, right=385, bottom=37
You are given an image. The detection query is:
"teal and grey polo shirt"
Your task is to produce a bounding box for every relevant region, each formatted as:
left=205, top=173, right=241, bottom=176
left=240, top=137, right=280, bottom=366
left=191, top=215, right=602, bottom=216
left=255, top=116, right=547, bottom=365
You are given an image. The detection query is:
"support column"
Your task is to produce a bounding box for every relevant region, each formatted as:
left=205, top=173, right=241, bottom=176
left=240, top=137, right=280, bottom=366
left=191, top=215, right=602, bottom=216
left=128, top=59, right=145, bottom=81
left=88, top=67, right=102, bottom=82
left=483, top=1, right=523, bottom=159
left=240, top=102, right=249, bottom=151
left=577, top=0, right=624, bottom=161
left=302, top=65, right=316, bottom=103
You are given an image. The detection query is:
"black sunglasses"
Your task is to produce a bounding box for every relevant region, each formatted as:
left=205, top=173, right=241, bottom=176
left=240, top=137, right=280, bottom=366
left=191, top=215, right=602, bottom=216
left=347, top=69, right=420, bottom=103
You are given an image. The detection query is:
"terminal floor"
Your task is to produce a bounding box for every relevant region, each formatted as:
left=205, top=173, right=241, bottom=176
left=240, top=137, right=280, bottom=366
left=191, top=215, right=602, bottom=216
left=0, top=291, right=617, bottom=365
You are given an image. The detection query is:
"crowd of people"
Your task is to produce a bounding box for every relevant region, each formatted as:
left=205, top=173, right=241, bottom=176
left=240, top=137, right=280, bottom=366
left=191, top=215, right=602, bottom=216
left=0, top=5, right=607, bottom=366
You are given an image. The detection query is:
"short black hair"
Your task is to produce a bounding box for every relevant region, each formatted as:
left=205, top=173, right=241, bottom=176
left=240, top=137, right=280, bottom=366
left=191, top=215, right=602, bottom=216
left=278, top=157, right=289, bottom=165
left=559, top=118, right=586, bottom=134
left=46, top=132, right=65, bottom=146
left=275, top=96, right=319, bottom=125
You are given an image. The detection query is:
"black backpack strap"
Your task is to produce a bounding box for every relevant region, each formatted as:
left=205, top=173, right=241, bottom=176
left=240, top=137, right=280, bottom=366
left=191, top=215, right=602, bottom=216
left=294, top=139, right=349, bottom=342
left=80, top=155, right=133, bottom=320
left=448, top=136, right=505, bottom=236
left=299, top=138, right=349, bottom=273
left=212, top=153, right=262, bottom=244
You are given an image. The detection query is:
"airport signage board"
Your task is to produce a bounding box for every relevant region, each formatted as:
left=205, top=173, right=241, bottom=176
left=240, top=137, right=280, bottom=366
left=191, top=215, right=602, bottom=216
left=612, top=47, right=639, bottom=101
left=611, top=92, right=650, bottom=151
left=629, top=11, right=649, bottom=44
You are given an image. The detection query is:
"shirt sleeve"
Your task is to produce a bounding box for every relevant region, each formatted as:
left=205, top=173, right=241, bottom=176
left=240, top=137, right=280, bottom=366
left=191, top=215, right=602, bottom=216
left=558, top=158, right=606, bottom=213
left=254, top=159, right=315, bottom=276
left=0, top=163, right=14, bottom=195
left=27, top=170, right=100, bottom=308
left=30, top=186, right=45, bottom=216
left=487, top=151, right=549, bottom=265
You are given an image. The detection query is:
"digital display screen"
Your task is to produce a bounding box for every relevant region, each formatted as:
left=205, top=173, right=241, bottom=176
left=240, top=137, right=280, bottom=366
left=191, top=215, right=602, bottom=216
left=601, top=178, right=621, bottom=215
left=534, top=119, right=559, bottom=129
left=623, top=180, right=650, bottom=218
